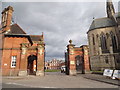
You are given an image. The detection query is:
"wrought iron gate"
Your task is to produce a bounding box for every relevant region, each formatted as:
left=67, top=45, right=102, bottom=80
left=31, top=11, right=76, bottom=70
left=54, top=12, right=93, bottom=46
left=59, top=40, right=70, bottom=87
left=75, top=55, right=84, bottom=74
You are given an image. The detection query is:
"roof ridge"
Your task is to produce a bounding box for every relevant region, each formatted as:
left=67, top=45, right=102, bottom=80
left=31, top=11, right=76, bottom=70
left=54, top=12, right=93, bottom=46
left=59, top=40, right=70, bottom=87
left=94, top=17, right=109, bottom=21
left=89, top=17, right=116, bottom=31
left=30, top=35, right=42, bottom=36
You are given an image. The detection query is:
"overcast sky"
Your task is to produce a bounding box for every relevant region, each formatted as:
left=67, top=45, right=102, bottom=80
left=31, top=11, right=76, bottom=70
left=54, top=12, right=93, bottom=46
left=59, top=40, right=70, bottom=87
left=2, top=1, right=118, bottom=61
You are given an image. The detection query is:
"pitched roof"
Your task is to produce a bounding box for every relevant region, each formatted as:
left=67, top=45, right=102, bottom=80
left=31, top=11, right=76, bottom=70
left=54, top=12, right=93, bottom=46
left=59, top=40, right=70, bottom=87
left=30, top=35, right=43, bottom=41
left=8, top=24, right=26, bottom=34
left=115, top=12, right=120, bottom=18
left=0, top=24, right=2, bottom=31
left=3, top=24, right=44, bottom=42
left=89, top=17, right=116, bottom=31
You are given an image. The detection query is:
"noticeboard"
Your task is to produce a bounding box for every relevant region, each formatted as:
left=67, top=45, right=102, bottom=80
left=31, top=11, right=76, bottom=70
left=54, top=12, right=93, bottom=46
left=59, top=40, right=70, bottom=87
left=112, top=70, right=120, bottom=79
left=103, top=69, right=113, bottom=77
left=70, top=61, right=75, bottom=65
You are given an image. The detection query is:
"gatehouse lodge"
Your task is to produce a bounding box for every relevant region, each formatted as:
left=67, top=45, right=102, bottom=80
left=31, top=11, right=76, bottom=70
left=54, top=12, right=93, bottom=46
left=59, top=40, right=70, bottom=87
left=0, top=6, right=45, bottom=76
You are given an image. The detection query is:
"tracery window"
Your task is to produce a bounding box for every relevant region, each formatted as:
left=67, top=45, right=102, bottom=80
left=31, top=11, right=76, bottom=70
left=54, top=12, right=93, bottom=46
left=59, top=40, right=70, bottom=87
left=100, top=33, right=108, bottom=53
left=92, top=34, right=95, bottom=45
left=105, top=56, right=109, bottom=64
left=110, top=32, right=117, bottom=53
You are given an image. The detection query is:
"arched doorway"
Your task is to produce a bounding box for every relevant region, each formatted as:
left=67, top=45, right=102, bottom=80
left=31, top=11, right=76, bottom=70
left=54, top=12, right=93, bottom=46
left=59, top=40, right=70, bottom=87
left=27, top=55, right=37, bottom=75
left=75, top=55, right=84, bottom=74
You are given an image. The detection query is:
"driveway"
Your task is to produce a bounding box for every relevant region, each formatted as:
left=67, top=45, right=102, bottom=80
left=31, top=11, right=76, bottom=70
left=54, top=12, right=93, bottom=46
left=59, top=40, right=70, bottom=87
left=2, top=72, right=119, bottom=88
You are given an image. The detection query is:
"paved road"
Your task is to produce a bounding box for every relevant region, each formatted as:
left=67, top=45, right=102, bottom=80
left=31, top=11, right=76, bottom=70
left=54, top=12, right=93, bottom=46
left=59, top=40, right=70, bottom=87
left=2, top=72, right=119, bottom=88
left=2, top=83, right=120, bottom=90
left=45, top=72, right=65, bottom=75
left=2, top=83, right=30, bottom=88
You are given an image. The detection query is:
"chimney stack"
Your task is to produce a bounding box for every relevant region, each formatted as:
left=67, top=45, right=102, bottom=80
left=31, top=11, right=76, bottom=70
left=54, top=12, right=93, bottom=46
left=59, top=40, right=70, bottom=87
left=1, top=6, right=14, bottom=33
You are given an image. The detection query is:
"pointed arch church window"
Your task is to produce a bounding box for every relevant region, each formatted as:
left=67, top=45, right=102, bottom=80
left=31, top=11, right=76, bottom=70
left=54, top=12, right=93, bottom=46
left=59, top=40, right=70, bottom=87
left=92, top=34, right=95, bottom=45
left=110, top=32, right=117, bottom=53
left=100, top=33, right=108, bottom=53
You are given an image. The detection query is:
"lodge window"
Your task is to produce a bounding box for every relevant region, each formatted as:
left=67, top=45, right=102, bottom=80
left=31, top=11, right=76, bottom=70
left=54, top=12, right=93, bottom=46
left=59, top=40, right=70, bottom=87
left=11, top=56, right=17, bottom=68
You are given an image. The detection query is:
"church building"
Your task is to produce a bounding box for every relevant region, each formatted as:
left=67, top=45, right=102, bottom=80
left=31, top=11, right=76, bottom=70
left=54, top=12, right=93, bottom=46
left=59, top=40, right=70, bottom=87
left=0, top=6, right=45, bottom=76
left=87, top=0, right=120, bottom=71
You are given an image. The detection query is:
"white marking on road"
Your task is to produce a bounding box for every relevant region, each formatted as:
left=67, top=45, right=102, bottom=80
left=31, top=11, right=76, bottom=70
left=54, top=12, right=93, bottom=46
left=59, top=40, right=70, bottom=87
left=5, top=82, right=57, bottom=88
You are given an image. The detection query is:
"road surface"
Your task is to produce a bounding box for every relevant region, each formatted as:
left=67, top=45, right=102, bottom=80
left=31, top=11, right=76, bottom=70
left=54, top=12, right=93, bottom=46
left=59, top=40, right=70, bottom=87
left=2, top=72, right=119, bottom=88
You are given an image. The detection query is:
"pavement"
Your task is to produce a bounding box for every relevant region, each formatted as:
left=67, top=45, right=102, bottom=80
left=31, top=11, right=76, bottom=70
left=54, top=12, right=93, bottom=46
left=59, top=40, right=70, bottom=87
left=1, top=72, right=120, bottom=88
left=79, top=74, right=120, bottom=86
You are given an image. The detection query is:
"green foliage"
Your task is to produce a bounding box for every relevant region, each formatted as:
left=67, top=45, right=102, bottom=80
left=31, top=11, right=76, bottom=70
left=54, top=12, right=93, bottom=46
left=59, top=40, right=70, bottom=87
left=45, top=69, right=61, bottom=72
left=91, top=70, right=103, bottom=75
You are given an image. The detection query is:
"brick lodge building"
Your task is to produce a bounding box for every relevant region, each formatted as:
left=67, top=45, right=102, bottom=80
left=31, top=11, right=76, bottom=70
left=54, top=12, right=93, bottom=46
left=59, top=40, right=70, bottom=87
left=65, top=40, right=90, bottom=75
left=0, top=6, right=45, bottom=76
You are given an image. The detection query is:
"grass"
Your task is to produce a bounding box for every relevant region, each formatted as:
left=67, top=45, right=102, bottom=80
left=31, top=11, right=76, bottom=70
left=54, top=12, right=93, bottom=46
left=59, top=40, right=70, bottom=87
left=91, top=71, right=103, bottom=72
left=91, top=70, right=103, bottom=75
left=45, top=69, right=61, bottom=72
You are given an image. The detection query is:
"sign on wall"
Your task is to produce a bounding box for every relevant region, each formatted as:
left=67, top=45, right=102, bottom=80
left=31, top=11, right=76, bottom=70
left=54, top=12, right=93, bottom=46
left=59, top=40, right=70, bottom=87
left=70, top=61, right=75, bottom=65
left=112, top=70, right=120, bottom=79
left=103, top=69, right=113, bottom=77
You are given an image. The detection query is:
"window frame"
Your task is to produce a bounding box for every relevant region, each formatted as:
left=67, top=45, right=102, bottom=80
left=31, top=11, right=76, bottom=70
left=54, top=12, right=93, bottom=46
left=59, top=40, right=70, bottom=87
left=11, top=56, right=17, bottom=68
left=110, top=32, right=118, bottom=53
left=100, top=33, right=109, bottom=53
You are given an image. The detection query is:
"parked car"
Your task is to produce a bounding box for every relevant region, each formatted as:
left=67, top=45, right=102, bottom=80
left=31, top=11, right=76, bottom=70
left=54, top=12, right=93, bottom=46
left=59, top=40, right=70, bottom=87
left=61, top=66, right=66, bottom=73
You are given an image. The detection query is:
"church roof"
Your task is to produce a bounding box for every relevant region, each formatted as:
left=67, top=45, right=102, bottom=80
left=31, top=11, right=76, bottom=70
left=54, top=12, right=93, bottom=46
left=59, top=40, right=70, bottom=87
left=0, top=24, right=2, bottom=31
left=89, top=17, right=116, bottom=31
left=115, top=12, right=120, bottom=18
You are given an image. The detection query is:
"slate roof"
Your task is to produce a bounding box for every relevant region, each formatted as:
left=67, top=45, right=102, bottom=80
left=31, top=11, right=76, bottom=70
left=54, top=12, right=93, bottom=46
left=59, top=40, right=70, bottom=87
left=30, top=35, right=43, bottom=41
left=89, top=17, right=116, bottom=31
left=2, top=23, right=43, bottom=42
left=8, top=24, right=26, bottom=34
left=0, top=24, right=2, bottom=31
left=115, top=12, right=120, bottom=18
left=89, top=12, right=120, bottom=31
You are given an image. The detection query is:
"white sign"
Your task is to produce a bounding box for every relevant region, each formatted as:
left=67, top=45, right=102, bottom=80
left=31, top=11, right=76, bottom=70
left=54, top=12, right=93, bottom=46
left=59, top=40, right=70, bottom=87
left=112, top=70, right=120, bottom=79
left=103, top=69, right=113, bottom=77
left=34, top=69, right=36, bottom=71
left=70, top=61, right=75, bottom=65
left=4, top=63, right=7, bottom=66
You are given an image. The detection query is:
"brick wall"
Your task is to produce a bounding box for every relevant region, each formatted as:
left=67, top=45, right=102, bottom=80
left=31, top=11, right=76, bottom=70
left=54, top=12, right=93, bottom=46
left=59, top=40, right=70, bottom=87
left=2, top=36, right=29, bottom=75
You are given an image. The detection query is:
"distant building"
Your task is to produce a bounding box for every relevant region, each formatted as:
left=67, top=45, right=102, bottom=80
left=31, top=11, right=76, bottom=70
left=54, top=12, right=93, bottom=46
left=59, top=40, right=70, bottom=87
left=45, top=59, right=65, bottom=70
left=0, top=6, right=45, bottom=76
left=87, top=0, right=120, bottom=71
left=65, top=40, right=90, bottom=75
